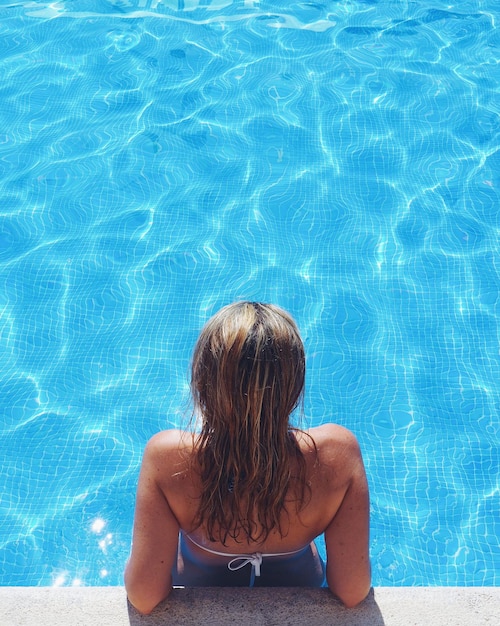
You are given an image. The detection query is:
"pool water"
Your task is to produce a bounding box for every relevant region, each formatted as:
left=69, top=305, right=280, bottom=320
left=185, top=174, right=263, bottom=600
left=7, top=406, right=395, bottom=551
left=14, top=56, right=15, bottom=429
left=1, top=0, right=499, bottom=588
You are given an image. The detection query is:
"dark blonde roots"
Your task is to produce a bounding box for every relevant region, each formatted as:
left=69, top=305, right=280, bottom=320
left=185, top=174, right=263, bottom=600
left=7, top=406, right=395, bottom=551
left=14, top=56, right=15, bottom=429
left=190, top=301, right=311, bottom=544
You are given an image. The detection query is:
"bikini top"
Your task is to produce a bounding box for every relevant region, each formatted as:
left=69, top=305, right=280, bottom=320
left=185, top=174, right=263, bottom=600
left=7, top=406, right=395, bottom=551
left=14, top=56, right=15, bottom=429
left=183, top=532, right=308, bottom=577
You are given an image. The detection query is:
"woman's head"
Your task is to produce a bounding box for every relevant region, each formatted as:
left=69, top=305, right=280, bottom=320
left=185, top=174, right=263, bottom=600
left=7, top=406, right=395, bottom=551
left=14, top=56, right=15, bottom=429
left=191, top=301, right=305, bottom=433
left=190, top=302, right=309, bottom=543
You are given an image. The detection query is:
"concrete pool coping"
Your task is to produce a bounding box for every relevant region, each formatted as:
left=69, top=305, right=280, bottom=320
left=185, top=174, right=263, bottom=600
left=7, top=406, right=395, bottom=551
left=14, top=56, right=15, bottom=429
left=1, top=587, right=499, bottom=625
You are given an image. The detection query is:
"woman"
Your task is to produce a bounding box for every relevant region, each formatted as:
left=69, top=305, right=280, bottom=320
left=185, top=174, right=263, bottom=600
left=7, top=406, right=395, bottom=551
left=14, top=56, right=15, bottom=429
left=125, top=302, right=371, bottom=614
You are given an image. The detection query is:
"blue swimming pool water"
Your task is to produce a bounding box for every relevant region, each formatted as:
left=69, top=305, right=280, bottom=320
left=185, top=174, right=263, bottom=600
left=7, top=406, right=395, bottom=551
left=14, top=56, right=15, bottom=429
left=1, top=0, right=499, bottom=588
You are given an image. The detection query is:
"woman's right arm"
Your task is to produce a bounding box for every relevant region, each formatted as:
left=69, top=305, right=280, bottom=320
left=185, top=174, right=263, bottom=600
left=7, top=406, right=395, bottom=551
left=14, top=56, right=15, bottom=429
left=324, top=428, right=371, bottom=607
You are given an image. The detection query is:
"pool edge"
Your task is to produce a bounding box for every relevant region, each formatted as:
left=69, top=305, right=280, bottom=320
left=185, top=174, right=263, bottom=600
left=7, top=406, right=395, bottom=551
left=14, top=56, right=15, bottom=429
left=1, top=586, right=499, bottom=625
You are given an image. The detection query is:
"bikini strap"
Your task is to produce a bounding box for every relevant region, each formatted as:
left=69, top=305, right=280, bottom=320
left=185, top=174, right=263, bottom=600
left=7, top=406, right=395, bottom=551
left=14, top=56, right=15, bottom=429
left=184, top=532, right=307, bottom=577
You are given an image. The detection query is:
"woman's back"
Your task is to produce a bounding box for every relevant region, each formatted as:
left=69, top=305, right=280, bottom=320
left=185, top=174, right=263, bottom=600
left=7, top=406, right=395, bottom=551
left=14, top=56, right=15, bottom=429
left=124, top=302, right=371, bottom=614
left=154, top=423, right=361, bottom=556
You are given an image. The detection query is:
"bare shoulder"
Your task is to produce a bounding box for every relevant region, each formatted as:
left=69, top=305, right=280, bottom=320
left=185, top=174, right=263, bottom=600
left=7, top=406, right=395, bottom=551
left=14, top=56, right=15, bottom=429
left=146, top=429, right=192, bottom=452
left=308, top=423, right=361, bottom=452
left=142, top=430, right=194, bottom=475
left=306, top=423, right=363, bottom=477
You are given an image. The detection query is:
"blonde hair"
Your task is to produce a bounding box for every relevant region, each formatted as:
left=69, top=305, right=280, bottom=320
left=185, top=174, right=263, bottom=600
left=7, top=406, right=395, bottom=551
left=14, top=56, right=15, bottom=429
left=190, top=301, right=312, bottom=544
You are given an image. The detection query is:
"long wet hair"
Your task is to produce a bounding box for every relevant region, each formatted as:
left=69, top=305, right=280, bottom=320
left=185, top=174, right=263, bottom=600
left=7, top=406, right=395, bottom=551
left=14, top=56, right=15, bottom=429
left=190, top=301, right=312, bottom=544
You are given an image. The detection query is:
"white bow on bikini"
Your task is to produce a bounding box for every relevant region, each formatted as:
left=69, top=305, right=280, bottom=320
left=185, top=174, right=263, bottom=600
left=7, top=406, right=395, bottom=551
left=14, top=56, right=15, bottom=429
left=227, top=553, right=263, bottom=576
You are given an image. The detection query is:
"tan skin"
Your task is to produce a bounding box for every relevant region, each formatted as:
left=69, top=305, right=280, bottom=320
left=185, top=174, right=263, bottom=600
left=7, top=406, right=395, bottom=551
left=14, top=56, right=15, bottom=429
left=124, top=423, right=371, bottom=614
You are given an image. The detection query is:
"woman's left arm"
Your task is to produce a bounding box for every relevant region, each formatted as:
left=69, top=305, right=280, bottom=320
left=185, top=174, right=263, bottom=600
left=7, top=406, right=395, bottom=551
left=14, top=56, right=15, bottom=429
left=124, top=434, right=180, bottom=615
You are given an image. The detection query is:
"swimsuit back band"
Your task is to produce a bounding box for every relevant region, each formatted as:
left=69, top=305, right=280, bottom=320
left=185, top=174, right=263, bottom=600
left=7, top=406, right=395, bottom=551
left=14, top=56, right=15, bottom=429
left=184, top=532, right=308, bottom=577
